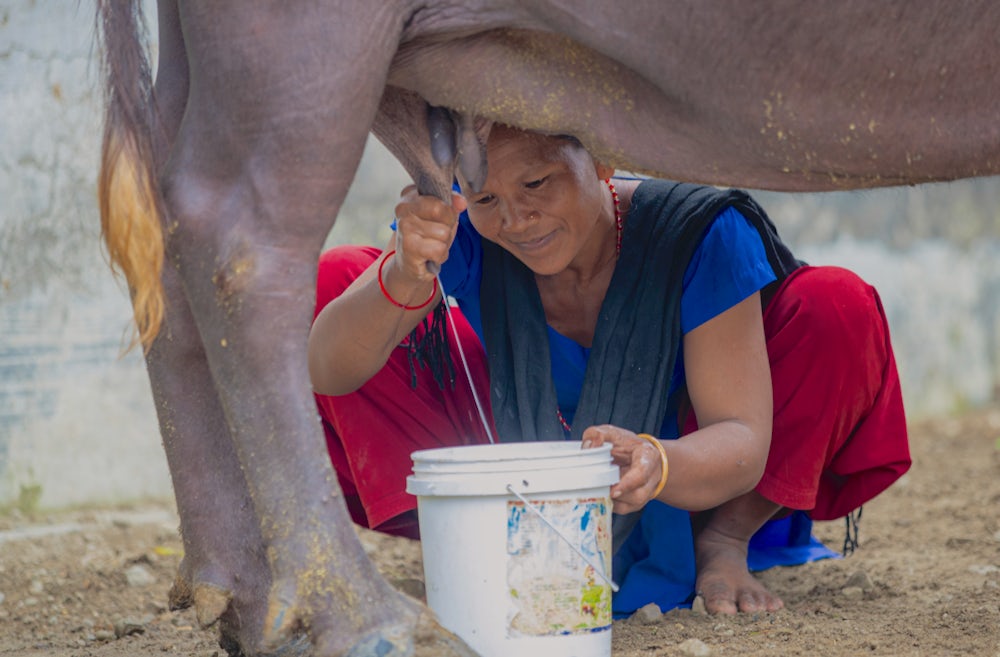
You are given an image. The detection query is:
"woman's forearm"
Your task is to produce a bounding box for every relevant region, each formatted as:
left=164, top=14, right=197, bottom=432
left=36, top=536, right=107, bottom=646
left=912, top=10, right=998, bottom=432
left=657, top=420, right=770, bottom=511
left=308, top=250, right=439, bottom=396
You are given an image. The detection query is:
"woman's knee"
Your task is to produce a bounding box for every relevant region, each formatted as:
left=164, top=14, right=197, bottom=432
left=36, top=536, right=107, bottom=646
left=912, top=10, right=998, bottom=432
left=767, top=266, right=884, bottom=344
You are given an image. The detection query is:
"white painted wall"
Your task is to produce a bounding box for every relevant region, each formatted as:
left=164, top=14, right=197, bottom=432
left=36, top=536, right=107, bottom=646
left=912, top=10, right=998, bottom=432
left=0, top=0, right=408, bottom=511
left=2, top=0, right=999, bottom=510
left=0, top=0, right=171, bottom=510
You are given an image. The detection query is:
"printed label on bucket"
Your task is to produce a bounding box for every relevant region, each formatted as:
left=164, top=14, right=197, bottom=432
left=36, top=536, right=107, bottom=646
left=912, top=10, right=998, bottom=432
left=505, top=496, right=613, bottom=637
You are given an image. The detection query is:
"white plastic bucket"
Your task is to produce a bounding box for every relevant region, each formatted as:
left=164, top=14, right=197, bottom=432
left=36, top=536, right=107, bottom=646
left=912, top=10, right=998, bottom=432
left=406, top=441, right=619, bottom=657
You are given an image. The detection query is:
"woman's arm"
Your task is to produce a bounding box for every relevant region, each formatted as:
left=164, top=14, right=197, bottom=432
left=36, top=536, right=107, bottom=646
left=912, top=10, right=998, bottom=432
left=584, top=291, right=773, bottom=513
left=307, top=189, right=466, bottom=395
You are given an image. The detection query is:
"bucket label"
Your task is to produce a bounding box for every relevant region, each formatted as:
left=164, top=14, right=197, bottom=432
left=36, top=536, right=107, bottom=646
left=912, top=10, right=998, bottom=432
left=505, top=496, right=613, bottom=637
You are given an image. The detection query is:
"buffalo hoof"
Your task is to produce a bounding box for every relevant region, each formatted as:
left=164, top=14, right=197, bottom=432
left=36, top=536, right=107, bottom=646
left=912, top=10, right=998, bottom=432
left=216, top=612, right=476, bottom=657
left=218, top=629, right=311, bottom=657
left=167, top=540, right=480, bottom=656
left=169, top=578, right=233, bottom=628
left=257, top=585, right=480, bottom=657
left=340, top=606, right=481, bottom=657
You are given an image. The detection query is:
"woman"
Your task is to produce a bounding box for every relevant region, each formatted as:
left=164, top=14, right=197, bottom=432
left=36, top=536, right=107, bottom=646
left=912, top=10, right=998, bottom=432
left=308, top=125, right=910, bottom=616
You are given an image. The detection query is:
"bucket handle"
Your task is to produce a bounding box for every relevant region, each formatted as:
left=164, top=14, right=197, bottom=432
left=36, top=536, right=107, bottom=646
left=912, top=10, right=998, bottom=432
left=505, top=484, right=619, bottom=593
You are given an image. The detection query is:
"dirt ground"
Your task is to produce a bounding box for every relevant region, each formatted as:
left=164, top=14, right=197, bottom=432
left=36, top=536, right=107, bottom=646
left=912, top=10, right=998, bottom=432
left=1, top=407, right=998, bottom=657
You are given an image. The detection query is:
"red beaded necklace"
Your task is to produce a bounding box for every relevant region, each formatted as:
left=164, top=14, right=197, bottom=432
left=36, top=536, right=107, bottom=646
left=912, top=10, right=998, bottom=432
left=557, top=405, right=574, bottom=433
left=556, top=178, right=622, bottom=434
left=608, top=178, right=623, bottom=257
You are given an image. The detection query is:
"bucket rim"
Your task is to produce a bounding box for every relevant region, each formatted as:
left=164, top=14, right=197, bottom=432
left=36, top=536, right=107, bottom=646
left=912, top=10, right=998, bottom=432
left=410, top=441, right=611, bottom=465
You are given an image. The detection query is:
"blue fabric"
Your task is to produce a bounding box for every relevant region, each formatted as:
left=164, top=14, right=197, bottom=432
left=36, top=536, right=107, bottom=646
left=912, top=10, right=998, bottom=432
left=439, top=212, right=486, bottom=342
left=398, top=195, right=834, bottom=615
left=747, top=511, right=840, bottom=573
left=611, top=501, right=696, bottom=613
left=679, top=208, right=778, bottom=333
left=611, top=510, right=839, bottom=618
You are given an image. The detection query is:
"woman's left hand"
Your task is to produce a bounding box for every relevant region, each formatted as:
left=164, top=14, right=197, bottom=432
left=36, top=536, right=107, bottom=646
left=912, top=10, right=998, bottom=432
left=582, top=425, right=665, bottom=514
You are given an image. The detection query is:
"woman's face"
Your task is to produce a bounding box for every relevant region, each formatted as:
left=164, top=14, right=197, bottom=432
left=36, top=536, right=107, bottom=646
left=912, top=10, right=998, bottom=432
left=460, top=126, right=613, bottom=276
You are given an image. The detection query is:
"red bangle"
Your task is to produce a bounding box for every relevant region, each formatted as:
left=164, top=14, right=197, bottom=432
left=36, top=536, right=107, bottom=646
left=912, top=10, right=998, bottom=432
left=377, top=250, right=438, bottom=310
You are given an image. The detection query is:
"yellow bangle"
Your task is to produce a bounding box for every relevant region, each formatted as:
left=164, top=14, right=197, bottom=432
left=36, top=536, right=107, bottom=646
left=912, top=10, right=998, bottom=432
left=637, top=433, right=669, bottom=499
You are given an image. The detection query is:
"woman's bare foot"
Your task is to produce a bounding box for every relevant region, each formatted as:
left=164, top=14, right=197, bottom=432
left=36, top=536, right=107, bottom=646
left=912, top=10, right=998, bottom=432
left=695, top=524, right=784, bottom=614
left=693, top=490, right=785, bottom=614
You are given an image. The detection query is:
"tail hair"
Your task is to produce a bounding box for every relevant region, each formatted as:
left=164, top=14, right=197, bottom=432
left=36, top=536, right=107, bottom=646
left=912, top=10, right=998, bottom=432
left=95, top=0, right=165, bottom=352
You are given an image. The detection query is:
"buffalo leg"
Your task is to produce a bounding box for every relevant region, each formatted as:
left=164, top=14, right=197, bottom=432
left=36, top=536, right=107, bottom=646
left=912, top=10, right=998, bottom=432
left=156, top=2, right=476, bottom=655
left=141, top=1, right=274, bottom=647
left=146, top=261, right=276, bottom=646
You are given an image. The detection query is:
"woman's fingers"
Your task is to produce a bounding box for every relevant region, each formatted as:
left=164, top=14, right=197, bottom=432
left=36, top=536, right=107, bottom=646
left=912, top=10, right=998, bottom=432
left=392, top=190, right=465, bottom=279
left=450, top=190, right=469, bottom=215
left=581, top=424, right=621, bottom=449
left=582, top=425, right=662, bottom=514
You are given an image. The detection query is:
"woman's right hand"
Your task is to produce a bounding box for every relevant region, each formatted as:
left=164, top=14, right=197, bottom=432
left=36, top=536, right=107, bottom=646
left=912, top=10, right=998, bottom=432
left=390, top=185, right=467, bottom=284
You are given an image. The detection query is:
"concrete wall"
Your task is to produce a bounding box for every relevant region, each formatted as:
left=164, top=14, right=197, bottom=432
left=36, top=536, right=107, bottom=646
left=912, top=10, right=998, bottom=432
left=758, top=182, right=1000, bottom=417
left=2, top=0, right=999, bottom=510
left=0, top=0, right=407, bottom=512
left=0, top=0, right=171, bottom=511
